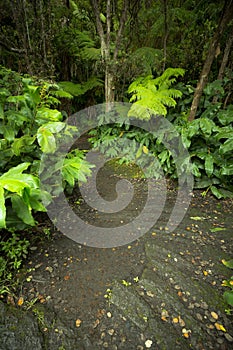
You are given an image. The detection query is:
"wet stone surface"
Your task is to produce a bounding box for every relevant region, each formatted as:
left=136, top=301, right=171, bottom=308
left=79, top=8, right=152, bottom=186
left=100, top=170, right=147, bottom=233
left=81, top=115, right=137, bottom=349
left=0, top=165, right=233, bottom=349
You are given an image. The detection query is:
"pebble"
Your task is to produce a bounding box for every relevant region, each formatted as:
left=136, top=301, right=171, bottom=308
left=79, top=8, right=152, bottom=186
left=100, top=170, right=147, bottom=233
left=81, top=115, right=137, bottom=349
left=108, top=329, right=114, bottom=336
left=200, top=302, right=208, bottom=309
left=45, top=266, right=53, bottom=273
left=101, top=332, right=105, bottom=339
left=196, top=313, right=203, bottom=321
left=174, top=285, right=181, bottom=290
left=145, top=339, right=153, bottom=348
left=194, top=303, right=200, bottom=308
left=225, top=333, right=233, bottom=342
left=217, top=338, right=224, bottom=344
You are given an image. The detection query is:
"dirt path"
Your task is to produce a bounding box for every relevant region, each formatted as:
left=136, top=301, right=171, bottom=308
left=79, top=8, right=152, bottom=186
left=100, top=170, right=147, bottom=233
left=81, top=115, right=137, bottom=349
left=0, top=170, right=233, bottom=349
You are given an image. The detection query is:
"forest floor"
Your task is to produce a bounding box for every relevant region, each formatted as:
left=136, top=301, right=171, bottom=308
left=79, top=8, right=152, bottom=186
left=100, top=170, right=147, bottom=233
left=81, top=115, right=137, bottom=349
left=1, top=155, right=233, bottom=349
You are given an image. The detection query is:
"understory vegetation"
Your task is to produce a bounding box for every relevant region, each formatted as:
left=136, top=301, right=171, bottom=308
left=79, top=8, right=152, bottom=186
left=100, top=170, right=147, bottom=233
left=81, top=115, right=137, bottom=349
left=0, top=0, right=232, bottom=310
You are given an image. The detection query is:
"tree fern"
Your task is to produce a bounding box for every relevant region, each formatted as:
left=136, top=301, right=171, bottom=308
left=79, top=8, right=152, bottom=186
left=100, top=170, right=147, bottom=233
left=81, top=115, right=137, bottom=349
left=128, top=68, right=185, bottom=119
left=130, top=47, right=163, bottom=75
left=58, top=77, right=103, bottom=97
left=76, top=31, right=101, bottom=61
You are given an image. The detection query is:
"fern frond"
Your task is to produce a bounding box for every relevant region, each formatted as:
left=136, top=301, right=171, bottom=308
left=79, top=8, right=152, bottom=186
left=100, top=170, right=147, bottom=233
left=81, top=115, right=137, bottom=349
left=58, top=82, right=83, bottom=96
left=58, top=77, right=103, bottom=97
left=76, top=31, right=95, bottom=48
left=80, top=47, right=101, bottom=61
left=153, top=68, right=185, bottom=89
left=52, top=90, right=73, bottom=99
left=128, top=68, right=185, bottom=119
left=130, top=47, right=163, bottom=75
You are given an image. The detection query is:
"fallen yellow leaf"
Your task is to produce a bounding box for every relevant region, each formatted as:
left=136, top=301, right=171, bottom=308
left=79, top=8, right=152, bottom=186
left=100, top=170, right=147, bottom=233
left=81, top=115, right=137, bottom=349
left=161, top=316, right=168, bottom=322
left=172, top=317, right=179, bottom=324
left=93, top=319, right=100, bottom=328
left=183, top=332, right=190, bottom=338
left=76, top=319, right=82, bottom=327
left=17, top=296, right=24, bottom=306
left=214, top=323, right=226, bottom=332
left=210, top=311, right=218, bottom=320
left=179, top=317, right=185, bottom=327
left=177, top=291, right=183, bottom=297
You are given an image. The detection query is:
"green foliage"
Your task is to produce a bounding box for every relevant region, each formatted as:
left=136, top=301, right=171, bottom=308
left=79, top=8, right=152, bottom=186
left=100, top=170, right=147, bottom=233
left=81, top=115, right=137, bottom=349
left=91, top=78, right=233, bottom=198
left=129, top=47, right=163, bottom=76
left=59, top=77, right=103, bottom=97
left=0, top=233, right=30, bottom=294
left=128, top=68, right=185, bottom=119
left=0, top=66, right=93, bottom=230
left=177, top=81, right=233, bottom=198
left=0, top=66, right=94, bottom=295
left=222, top=259, right=233, bottom=310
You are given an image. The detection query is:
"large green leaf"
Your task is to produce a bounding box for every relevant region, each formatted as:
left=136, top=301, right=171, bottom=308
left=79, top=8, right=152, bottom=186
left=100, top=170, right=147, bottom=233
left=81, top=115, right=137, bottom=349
left=6, top=95, right=26, bottom=103
left=0, top=179, right=29, bottom=194
left=219, top=138, right=233, bottom=154
left=0, top=162, right=30, bottom=177
left=37, top=127, right=56, bottom=153
left=210, top=185, right=223, bottom=199
left=223, top=291, right=233, bottom=306
left=0, top=186, right=6, bottom=228
left=217, top=109, right=233, bottom=125
left=199, top=117, right=214, bottom=136
left=221, top=165, right=233, bottom=176
left=1, top=125, right=15, bottom=141
left=29, top=188, right=48, bottom=211
left=222, top=259, right=233, bottom=269
left=192, top=162, right=201, bottom=177
left=205, top=154, right=214, bottom=177
left=36, top=107, right=62, bottom=122
left=12, top=135, right=35, bottom=156
left=41, top=121, right=65, bottom=134
left=216, top=128, right=233, bottom=140
left=11, top=194, right=35, bottom=226
left=0, top=163, right=39, bottom=189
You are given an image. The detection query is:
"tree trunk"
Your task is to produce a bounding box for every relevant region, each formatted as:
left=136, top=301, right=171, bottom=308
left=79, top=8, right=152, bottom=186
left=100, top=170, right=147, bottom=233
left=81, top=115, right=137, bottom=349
left=90, top=0, right=129, bottom=106
left=105, top=66, right=115, bottom=108
left=162, top=0, right=168, bottom=72
left=188, top=1, right=233, bottom=122
left=213, top=25, right=233, bottom=104
left=217, top=26, right=233, bottom=81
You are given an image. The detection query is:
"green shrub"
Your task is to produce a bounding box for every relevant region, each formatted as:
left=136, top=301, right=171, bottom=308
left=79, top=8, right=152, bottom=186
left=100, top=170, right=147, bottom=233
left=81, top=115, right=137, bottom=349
left=0, top=66, right=94, bottom=294
left=0, top=66, right=93, bottom=230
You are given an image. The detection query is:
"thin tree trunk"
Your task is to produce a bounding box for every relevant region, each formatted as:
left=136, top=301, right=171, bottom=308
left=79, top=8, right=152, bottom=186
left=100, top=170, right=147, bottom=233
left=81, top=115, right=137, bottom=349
left=217, top=26, right=233, bottom=81
left=213, top=25, right=233, bottom=104
left=162, top=0, right=168, bottom=72
left=39, top=0, right=48, bottom=66
left=91, top=0, right=129, bottom=106
left=188, top=1, right=233, bottom=122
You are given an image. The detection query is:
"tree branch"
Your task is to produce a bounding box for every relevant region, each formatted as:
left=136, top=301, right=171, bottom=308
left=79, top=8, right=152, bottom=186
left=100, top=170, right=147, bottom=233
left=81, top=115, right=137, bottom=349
left=113, top=0, right=129, bottom=60
left=90, top=0, right=107, bottom=59
left=0, top=40, right=26, bottom=54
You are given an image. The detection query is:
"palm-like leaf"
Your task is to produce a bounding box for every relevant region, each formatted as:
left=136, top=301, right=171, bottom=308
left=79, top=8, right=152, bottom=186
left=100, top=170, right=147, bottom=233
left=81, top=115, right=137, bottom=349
left=128, top=68, right=185, bottom=118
